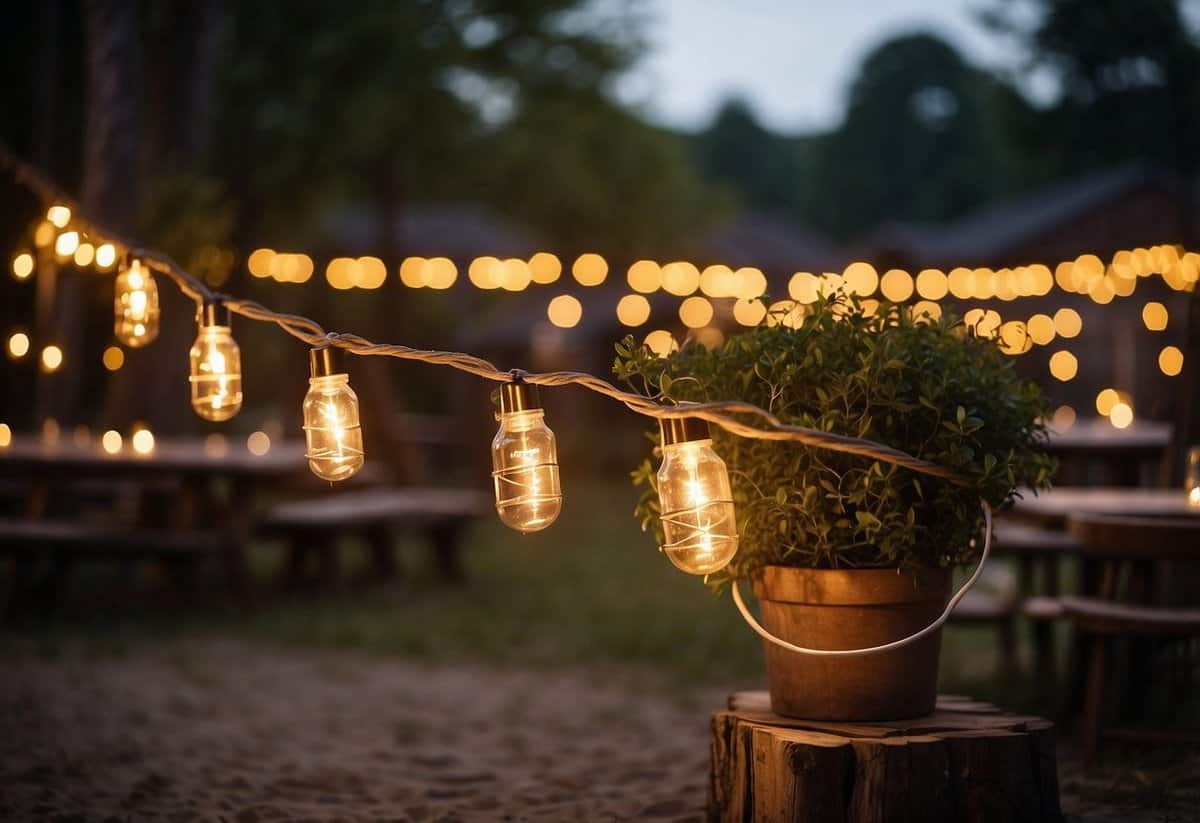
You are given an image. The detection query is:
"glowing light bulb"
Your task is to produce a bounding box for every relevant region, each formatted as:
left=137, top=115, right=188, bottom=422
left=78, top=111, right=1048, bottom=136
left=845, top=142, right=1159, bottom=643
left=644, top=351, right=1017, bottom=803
left=491, top=382, right=562, bottom=533
left=189, top=300, right=243, bottom=421
left=114, top=258, right=160, bottom=347
left=302, top=346, right=364, bottom=481
left=655, top=417, right=738, bottom=575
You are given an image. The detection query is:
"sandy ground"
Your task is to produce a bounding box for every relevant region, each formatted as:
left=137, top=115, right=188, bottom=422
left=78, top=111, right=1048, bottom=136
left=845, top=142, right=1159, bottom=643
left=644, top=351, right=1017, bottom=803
left=2, top=639, right=1196, bottom=822
left=0, top=640, right=720, bottom=822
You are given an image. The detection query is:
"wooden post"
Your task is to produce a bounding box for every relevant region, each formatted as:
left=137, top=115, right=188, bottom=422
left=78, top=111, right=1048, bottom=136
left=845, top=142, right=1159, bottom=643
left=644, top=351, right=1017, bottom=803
left=709, top=692, right=1062, bottom=823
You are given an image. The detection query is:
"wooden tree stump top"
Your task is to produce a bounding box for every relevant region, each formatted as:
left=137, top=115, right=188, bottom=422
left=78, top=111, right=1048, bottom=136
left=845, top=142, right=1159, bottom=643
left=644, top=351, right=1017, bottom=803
left=709, top=692, right=1061, bottom=823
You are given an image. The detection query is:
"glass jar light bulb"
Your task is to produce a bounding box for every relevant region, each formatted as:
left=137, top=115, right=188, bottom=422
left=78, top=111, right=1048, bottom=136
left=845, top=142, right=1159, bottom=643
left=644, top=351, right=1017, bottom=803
left=656, top=418, right=738, bottom=575
left=492, top=382, right=562, bottom=533
left=189, top=301, right=243, bottom=421
left=113, top=258, right=160, bottom=347
left=302, top=346, right=364, bottom=482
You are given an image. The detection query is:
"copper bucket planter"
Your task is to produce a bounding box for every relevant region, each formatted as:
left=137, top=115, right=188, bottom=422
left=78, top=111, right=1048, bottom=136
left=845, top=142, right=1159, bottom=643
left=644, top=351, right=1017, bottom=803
left=752, top=565, right=951, bottom=721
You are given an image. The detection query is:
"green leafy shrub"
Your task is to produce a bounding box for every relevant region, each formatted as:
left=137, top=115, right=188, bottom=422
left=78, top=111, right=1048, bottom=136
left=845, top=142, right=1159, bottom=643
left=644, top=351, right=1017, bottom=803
left=615, top=297, right=1054, bottom=587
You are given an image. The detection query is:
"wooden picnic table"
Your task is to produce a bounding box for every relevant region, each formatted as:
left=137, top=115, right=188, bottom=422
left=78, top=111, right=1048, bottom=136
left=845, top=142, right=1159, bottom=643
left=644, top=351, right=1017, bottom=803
left=1045, top=419, right=1171, bottom=485
left=1014, top=486, right=1199, bottom=528
left=0, top=435, right=307, bottom=603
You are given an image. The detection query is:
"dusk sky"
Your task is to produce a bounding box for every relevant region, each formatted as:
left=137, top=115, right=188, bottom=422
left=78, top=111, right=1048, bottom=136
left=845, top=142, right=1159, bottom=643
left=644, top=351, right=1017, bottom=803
left=616, top=0, right=1200, bottom=133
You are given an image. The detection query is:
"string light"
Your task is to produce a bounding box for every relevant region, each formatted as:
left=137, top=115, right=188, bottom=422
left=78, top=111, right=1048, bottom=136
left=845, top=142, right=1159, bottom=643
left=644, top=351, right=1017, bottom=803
left=655, top=416, right=738, bottom=575
left=54, top=231, right=79, bottom=258
left=11, top=251, right=33, bottom=280
left=46, top=204, right=71, bottom=228
left=7, top=331, right=30, bottom=359
left=131, top=428, right=156, bottom=455
left=40, top=344, right=63, bottom=373
left=114, top=258, right=160, bottom=347
left=491, top=381, right=562, bottom=533
left=189, top=299, right=243, bottom=421
left=302, top=346, right=364, bottom=481
left=101, top=430, right=122, bottom=454
left=1109, top=402, right=1134, bottom=429
left=94, top=243, right=117, bottom=270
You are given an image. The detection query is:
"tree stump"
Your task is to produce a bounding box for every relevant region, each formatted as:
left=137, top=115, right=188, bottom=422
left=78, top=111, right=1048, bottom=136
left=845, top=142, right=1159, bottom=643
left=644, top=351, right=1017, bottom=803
left=709, top=692, right=1061, bottom=823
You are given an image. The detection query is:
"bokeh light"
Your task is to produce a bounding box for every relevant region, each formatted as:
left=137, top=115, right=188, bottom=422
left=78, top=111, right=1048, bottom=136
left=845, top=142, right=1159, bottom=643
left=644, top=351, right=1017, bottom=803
left=547, top=295, right=582, bottom=328
left=0, top=423, right=10, bottom=448
left=627, top=260, right=662, bottom=293
left=1142, top=302, right=1168, bottom=331
left=643, top=329, right=677, bottom=357
left=73, top=242, right=95, bottom=267
left=915, top=268, right=948, bottom=300
left=788, top=272, right=820, bottom=304
left=1159, top=345, right=1184, bottom=376
left=1052, top=308, right=1082, bottom=338
left=132, top=428, right=155, bottom=455
left=468, top=256, right=502, bottom=289
left=1050, top=405, right=1076, bottom=432
left=54, top=231, right=79, bottom=258
left=678, top=296, right=714, bottom=328
left=572, top=253, right=608, bottom=286
left=95, top=243, right=117, bottom=270
left=46, top=205, right=71, bottom=228
left=102, top=345, right=124, bottom=371
left=12, top=252, right=34, bottom=280
left=1095, top=388, right=1120, bottom=417
left=247, top=431, right=271, bottom=456
left=616, top=294, right=651, bottom=327
left=101, top=430, right=122, bottom=454
left=7, top=332, right=30, bottom=359
left=842, top=262, right=878, bottom=297
left=1109, top=402, right=1134, bottom=429
left=248, top=248, right=276, bottom=277
left=40, top=345, right=63, bottom=373
left=1048, top=351, right=1077, bottom=381
left=1026, top=314, right=1055, bottom=345
left=661, top=261, right=700, bottom=296
left=733, top=298, right=767, bottom=326
left=528, top=252, right=561, bottom=285
left=879, top=269, right=914, bottom=302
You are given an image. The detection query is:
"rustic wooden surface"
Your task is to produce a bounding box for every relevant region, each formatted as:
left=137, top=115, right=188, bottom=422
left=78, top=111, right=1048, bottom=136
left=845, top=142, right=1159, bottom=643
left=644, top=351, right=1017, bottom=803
left=709, top=692, right=1061, bottom=823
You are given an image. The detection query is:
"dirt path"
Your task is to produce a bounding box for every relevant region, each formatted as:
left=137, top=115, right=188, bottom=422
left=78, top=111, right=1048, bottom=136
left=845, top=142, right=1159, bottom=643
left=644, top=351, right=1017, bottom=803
left=0, top=640, right=719, bottom=821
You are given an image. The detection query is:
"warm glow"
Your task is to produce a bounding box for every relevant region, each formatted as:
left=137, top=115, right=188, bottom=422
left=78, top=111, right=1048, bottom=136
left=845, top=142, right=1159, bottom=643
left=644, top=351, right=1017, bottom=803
left=700, top=264, right=736, bottom=297
left=499, top=258, right=531, bottom=291
left=41, top=418, right=60, bottom=446
left=73, top=242, right=95, bottom=267
left=965, top=309, right=1001, bottom=337
left=101, top=345, right=124, bottom=371
left=131, top=428, right=155, bottom=455
left=1095, top=388, right=1121, bottom=417
left=1053, top=308, right=1082, bottom=338
left=272, top=253, right=314, bottom=283
left=357, top=257, right=387, bottom=289
left=101, top=430, right=122, bottom=454
left=468, top=256, right=502, bottom=289
left=616, top=294, right=651, bottom=327
left=842, top=262, right=878, bottom=297
left=326, top=258, right=354, bottom=289
left=627, top=260, right=662, bottom=293
left=998, top=321, right=1031, bottom=355
left=1029, top=264, right=1054, bottom=295
left=1048, top=351, right=1077, bottom=381
left=190, top=322, right=243, bottom=421
left=694, top=326, right=725, bottom=348
left=7, top=332, right=30, bottom=359
left=915, top=268, right=948, bottom=300
left=948, top=267, right=972, bottom=299
left=572, top=253, right=608, bottom=286
left=12, top=252, right=34, bottom=280
left=46, top=205, right=71, bottom=228
left=492, top=406, right=562, bottom=533
left=34, top=221, right=55, bottom=248
left=399, top=256, right=426, bottom=288
left=40, top=345, right=63, bottom=372
left=1050, top=405, right=1076, bottom=432
left=528, top=252, right=561, bottom=284
left=879, top=269, right=914, bottom=302
left=679, top=296, right=714, bottom=328
left=427, top=257, right=457, bottom=289
left=1109, top=402, right=1134, bottom=429
left=767, top=300, right=807, bottom=328
left=1027, top=314, right=1055, bottom=345
left=657, top=435, right=738, bottom=575
left=910, top=300, right=942, bottom=322
left=247, top=431, right=271, bottom=456
left=643, top=329, right=677, bottom=357
left=733, top=298, right=767, bottom=326
left=1159, top=345, right=1184, bottom=377
left=302, top=372, right=364, bottom=480
left=0, top=423, right=10, bottom=448
left=114, top=259, right=160, bottom=347
left=95, top=243, right=117, bottom=270
left=248, top=248, right=276, bottom=278
left=55, top=231, right=80, bottom=258
left=734, top=267, right=767, bottom=300
left=1142, top=302, right=1168, bottom=331
left=661, top=261, right=700, bottom=296
left=547, top=295, right=583, bottom=328
left=788, top=272, right=820, bottom=304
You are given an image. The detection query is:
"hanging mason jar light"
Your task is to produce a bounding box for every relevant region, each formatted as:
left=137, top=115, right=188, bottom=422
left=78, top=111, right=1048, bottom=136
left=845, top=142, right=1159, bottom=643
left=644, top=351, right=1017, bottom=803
left=656, top=417, right=738, bottom=574
left=492, top=380, right=562, bottom=532
left=189, top=298, right=243, bottom=421
left=302, top=345, right=365, bottom=481
left=113, top=257, right=160, bottom=347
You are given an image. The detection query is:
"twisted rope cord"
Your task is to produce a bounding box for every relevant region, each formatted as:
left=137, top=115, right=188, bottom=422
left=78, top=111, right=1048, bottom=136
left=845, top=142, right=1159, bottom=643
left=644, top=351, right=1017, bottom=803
left=0, top=142, right=972, bottom=488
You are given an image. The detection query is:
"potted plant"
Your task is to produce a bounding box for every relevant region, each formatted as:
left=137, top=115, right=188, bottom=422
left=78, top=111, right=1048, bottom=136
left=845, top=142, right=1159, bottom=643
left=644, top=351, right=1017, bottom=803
left=616, top=298, right=1054, bottom=720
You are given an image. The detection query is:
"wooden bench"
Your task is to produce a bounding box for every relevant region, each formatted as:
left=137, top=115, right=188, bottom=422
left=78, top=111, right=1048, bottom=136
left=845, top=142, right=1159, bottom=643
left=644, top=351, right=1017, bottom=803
left=258, top=487, right=490, bottom=585
left=710, top=691, right=1061, bottom=822
left=0, top=518, right=230, bottom=614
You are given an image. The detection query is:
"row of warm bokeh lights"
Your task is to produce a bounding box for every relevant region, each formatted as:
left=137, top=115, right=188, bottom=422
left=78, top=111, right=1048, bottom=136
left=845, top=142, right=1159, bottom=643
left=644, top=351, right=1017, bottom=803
left=8, top=204, right=1199, bottom=438
left=0, top=418, right=277, bottom=461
